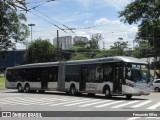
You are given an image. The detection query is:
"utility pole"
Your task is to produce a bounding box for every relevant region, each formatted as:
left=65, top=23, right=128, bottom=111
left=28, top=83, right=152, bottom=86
left=103, top=41, right=105, bottom=50
left=28, top=23, right=35, bottom=42
left=57, top=30, right=59, bottom=61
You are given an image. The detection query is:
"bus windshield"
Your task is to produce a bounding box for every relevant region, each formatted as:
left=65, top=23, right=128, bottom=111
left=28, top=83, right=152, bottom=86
left=125, top=63, right=149, bottom=83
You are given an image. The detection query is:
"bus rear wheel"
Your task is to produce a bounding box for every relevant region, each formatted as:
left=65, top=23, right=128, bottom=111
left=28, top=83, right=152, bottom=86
left=70, top=85, right=76, bottom=95
left=25, top=84, right=30, bottom=93
left=17, top=84, right=23, bottom=93
left=126, top=95, right=132, bottom=99
left=104, top=86, right=111, bottom=98
left=38, top=90, right=45, bottom=93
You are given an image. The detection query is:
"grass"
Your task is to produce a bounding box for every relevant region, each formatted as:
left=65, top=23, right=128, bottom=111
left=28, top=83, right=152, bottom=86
left=0, top=76, right=5, bottom=89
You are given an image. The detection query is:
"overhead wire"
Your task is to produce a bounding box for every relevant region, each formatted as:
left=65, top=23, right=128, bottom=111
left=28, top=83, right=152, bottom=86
left=24, top=0, right=77, bottom=36
left=25, top=0, right=135, bottom=39
left=28, top=10, right=69, bottom=34
left=26, top=1, right=131, bottom=37
left=34, top=9, right=76, bottom=35
left=25, top=0, right=76, bottom=35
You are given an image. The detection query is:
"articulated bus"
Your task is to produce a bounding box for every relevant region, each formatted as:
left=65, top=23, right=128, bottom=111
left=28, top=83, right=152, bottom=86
left=5, top=56, right=150, bottom=99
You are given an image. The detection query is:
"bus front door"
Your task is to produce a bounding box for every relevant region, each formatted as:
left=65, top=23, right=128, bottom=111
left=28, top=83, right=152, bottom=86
left=80, top=68, right=87, bottom=91
left=113, top=66, right=123, bottom=94
left=41, top=69, right=48, bottom=90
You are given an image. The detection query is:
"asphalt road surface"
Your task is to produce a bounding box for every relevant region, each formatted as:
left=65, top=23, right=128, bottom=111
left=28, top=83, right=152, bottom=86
left=0, top=89, right=160, bottom=120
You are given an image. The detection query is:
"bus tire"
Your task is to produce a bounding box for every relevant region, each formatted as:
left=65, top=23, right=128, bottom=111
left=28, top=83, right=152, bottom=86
left=154, top=87, right=160, bottom=92
left=17, top=84, right=23, bottom=93
left=25, top=84, right=30, bottom=93
left=38, top=90, right=45, bottom=93
left=88, top=93, right=95, bottom=96
left=104, top=86, right=111, bottom=98
left=70, top=85, right=76, bottom=95
left=66, top=91, right=70, bottom=94
left=126, top=95, right=132, bottom=99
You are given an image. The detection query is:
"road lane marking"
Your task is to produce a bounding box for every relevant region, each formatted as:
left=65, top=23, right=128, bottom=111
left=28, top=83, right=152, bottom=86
left=111, top=101, right=139, bottom=108
left=131, top=100, right=152, bottom=108
left=64, top=99, right=101, bottom=106
left=127, top=117, right=141, bottom=120
left=95, top=101, right=123, bottom=108
left=0, top=97, right=69, bottom=105
left=49, top=99, right=90, bottom=106
left=147, top=102, right=160, bottom=110
left=79, top=100, right=112, bottom=107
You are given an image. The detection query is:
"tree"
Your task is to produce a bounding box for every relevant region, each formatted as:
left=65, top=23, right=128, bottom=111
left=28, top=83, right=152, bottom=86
left=119, top=0, right=160, bottom=55
left=0, top=0, right=29, bottom=51
left=70, top=53, right=88, bottom=60
left=119, top=0, right=160, bottom=25
left=5, top=0, right=27, bottom=11
left=88, top=33, right=103, bottom=50
left=110, top=37, right=129, bottom=56
left=25, top=39, right=56, bottom=63
left=133, top=40, right=151, bottom=58
left=68, top=33, right=103, bottom=60
left=74, top=41, right=87, bottom=48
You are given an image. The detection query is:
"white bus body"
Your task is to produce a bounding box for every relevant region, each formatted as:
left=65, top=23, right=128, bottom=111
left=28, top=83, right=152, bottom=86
left=5, top=56, right=150, bottom=99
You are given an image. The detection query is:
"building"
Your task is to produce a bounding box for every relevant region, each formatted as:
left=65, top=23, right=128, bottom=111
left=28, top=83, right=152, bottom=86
left=0, top=50, right=26, bottom=73
left=73, top=36, right=88, bottom=45
left=53, top=36, right=72, bottom=50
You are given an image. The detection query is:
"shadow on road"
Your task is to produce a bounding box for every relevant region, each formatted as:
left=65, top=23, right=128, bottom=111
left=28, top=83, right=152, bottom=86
left=2, top=89, right=149, bottom=101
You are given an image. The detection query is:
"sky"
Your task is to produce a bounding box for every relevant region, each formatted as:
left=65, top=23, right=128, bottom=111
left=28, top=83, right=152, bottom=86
left=17, top=0, right=138, bottom=49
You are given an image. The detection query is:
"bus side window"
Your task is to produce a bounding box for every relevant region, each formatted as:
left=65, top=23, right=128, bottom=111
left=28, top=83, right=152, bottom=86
left=17, top=70, right=22, bottom=81
left=48, top=67, right=58, bottom=82
left=126, top=67, right=131, bottom=80
left=6, top=70, right=13, bottom=82
left=12, top=70, right=18, bottom=82
left=87, top=65, right=96, bottom=82
left=95, top=64, right=103, bottom=82
left=65, top=66, right=80, bottom=82
left=103, top=64, right=113, bottom=82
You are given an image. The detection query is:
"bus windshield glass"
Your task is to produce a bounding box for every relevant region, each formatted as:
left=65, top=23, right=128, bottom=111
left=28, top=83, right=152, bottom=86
left=125, top=63, right=149, bottom=83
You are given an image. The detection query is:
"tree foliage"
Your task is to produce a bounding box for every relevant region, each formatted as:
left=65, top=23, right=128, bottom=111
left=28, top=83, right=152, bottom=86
left=110, top=37, right=129, bottom=56
left=88, top=33, right=103, bottom=50
left=68, top=33, right=102, bottom=60
left=0, top=0, right=29, bottom=51
left=25, top=39, right=56, bottom=63
left=119, top=0, right=160, bottom=56
left=74, top=41, right=87, bottom=48
left=70, top=53, right=88, bottom=60
left=119, top=0, right=160, bottom=25
left=133, top=40, right=151, bottom=58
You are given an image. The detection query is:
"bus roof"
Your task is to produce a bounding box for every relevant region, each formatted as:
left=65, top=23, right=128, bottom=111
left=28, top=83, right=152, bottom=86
left=7, top=62, right=59, bottom=69
left=66, top=56, right=148, bottom=65
left=7, top=56, right=148, bottom=69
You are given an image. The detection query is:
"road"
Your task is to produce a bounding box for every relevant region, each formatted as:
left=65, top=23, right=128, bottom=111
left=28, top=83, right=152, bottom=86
left=0, top=89, right=160, bottom=120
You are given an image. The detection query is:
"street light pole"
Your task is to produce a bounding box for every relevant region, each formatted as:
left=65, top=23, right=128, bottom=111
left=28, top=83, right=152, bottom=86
left=57, top=30, right=59, bottom=61
left=28, top=23, right=35, bottom=42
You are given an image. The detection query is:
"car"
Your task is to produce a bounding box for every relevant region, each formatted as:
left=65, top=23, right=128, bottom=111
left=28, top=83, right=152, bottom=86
left=150, top=80, right=160, bottom=92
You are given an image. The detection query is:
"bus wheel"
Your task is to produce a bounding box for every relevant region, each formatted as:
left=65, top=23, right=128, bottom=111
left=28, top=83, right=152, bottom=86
left=17, top=84, right=23, bottom=93
left=155, top=87, right=160, bottom=92
left=70, top=85, right=76, bottom=95
left=104, top=86, right=111, bottom=98
left=25, top=84, right=30, bottom=93
left=38, top=90, right=45, bottom=93
left=126, top=95, right=132, bottom=99
left=88, top=93, right=95, bottom=96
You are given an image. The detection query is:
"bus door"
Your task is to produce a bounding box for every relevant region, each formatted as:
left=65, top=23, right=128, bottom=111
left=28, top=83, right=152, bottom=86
left=41, top=69, right=48, bottom=90
left=80, top=67, right=87, bottom=91
left=113, top=64, right=123, bottom=93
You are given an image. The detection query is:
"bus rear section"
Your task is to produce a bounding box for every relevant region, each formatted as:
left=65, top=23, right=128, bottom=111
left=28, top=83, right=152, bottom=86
left=5, top=65, right=59, bottom=93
